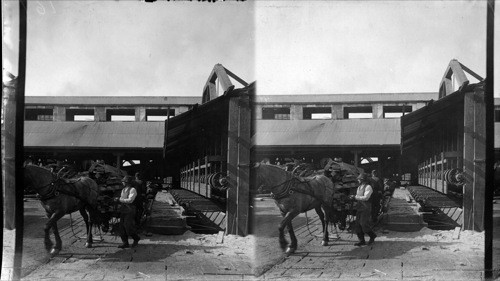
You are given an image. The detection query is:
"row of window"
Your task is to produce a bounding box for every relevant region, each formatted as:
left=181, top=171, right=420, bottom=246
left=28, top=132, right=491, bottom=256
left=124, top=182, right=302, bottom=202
left=262, top=105, right=413, bottom=120
left=25, top=108, right=175, bottom=122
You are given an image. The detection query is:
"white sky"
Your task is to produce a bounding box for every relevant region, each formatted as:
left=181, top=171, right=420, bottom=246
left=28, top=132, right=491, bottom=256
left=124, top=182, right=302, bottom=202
left=256, top=1, right=488, bottom=95
left=21, top=1, right=255, bottom=97
left=2, top=1, right=496, bottom=97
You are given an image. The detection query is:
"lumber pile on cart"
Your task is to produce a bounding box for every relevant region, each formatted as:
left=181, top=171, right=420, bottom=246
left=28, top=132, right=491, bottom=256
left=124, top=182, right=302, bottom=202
left=88, top=161, right=128, bottom=217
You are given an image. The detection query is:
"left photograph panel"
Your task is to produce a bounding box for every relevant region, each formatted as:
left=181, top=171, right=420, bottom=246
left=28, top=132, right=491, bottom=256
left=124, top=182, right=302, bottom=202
left=2, top=1, right=255, bottom=280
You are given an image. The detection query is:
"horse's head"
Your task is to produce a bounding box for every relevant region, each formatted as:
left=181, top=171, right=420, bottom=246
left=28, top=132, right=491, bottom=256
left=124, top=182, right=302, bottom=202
left=24, top=164, right=56, bottom=195
left=250, top=162, right=291, bottom=194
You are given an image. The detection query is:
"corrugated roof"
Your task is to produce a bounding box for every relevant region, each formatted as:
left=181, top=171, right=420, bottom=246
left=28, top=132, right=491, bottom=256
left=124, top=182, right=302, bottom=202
left=252, top=119, right=400, bottom=147
left=255, top=92, right=437, bottom=104
left=24, top=121, right=164, bottom=149
left=25, top=96, right=200, bottom=106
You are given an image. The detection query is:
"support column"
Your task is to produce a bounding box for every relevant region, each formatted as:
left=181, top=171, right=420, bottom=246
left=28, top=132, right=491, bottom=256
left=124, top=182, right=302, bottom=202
left=332, top=104, right=343, bottom=120
left=114, top=153, right=123, bottom=169
left=372, top=104, right=383, bottom=119
left=290, top=104, right=302, bottom=120
left=54, top=106, right=66, bottom=121
left=254, top=104, right=263, bottom=120
left=351, top=150, right=361, bottom=168
left=136, top=107, right=146, bottom=122
left=95, top=107, right=106, bottom=122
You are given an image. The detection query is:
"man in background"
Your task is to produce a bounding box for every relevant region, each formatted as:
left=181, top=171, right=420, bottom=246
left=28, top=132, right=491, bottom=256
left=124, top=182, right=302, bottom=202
left=370, top=170, right=384, bottom=222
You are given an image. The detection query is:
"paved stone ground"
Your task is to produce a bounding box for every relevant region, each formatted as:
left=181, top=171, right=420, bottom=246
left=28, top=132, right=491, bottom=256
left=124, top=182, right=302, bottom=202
left=15, top=196, right=254, bottom=281
left=4, top=192, right=498, bottom=281
left=254, top=197, right=486, bottom=281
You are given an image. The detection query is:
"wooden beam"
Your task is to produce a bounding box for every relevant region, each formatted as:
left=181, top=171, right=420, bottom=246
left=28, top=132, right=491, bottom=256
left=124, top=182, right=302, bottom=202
left=472, top=90, right=486, bottom=231
left=462, top=92, right=475, bottom=230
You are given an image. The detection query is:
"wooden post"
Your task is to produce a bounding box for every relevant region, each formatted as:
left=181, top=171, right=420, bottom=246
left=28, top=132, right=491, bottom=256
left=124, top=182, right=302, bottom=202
left=472, top=90, right=486, bottom=231
left=2, top=2, right=26, bottom=280
left=434, top=154, right=438, bottom=192
left=197, top=158, right=201, bottom=195
left=441, top=152, right=446, bottom=194
left=226, top=94, right=251, bottom=236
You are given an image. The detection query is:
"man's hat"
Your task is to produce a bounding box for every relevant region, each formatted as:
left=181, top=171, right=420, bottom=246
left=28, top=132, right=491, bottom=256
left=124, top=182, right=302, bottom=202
left=357, top=173, right=368, bottom=181
left=122, top=175, right=133, bottom=184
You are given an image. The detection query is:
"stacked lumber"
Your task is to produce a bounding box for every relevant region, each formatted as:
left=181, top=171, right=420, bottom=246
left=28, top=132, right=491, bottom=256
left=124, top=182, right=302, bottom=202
left=88, top=161, right=128, bottom=217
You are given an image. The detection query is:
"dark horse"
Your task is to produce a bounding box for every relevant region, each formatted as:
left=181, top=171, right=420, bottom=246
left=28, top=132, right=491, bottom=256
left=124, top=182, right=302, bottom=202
left=24, top=164, right=109, bottom=256
left=252, top=163, right=344, bottom=254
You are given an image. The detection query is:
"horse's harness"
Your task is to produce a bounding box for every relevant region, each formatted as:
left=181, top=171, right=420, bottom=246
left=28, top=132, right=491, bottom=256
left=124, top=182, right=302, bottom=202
left=268, top=175, right=350, bottom=214
left=36, top=177, right=88, bottom=205
left=268, top=176, right=316, bottom=200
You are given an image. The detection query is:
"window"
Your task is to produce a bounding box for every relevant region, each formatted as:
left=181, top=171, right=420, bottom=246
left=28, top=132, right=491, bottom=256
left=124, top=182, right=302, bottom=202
left=383, top=106, right=412, bottom=118
left=303, top=107, right=332, bottom=120
left=146, top=108, right=175, bottom=121
left=66, top=109, right=94, bottom=121
left=25, top=108, right=53, bottom=121
left=343, top=106, right=372, bottom=119
left=106, top=109, right=135, bottom=122
left=262, top=107, right=290, bottom=120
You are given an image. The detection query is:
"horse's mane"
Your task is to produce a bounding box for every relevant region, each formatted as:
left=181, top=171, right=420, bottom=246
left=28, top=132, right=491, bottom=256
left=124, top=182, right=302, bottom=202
left=26, top=164, right=52, bottom=172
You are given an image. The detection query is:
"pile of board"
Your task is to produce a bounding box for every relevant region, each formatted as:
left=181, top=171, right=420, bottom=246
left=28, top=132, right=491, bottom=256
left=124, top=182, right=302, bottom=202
left=88, top=161, right=128, bottom=217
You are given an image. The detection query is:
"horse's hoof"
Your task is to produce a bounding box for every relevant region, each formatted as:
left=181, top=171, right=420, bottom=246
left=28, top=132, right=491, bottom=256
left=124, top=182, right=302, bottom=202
left=85, top=242, right=92, bottom=248
left=50, top=248, right=59, bottom=256
left=321, top=241, right=328, bottom=246
left=285, top=247, right=296, bottom=255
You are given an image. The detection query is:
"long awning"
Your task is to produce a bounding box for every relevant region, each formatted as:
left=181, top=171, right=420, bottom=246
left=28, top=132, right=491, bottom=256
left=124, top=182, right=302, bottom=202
left=24, top=121, right=164, bottom=150
left=252, top=118, right=401, bottom=148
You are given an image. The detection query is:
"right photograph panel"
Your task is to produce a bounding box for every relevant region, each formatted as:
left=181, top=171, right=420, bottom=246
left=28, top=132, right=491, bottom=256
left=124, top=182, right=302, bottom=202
left=251, top=1, right=490, bottom=279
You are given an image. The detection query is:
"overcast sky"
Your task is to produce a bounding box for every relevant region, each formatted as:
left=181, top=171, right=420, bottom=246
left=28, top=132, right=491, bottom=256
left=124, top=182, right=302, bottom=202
left=2, top=1, right=494, bottom=97
left=22, top=1, right=255, bottom=97
left=256, top=1, right=488, bottom=95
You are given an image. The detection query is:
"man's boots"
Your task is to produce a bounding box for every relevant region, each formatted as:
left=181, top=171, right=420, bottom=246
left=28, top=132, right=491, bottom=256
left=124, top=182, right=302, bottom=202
left=367, top=231, right=377, bottom=245
left=118, top=236, right=130, bottom=248
left=354, top=233, right=366, bottom=246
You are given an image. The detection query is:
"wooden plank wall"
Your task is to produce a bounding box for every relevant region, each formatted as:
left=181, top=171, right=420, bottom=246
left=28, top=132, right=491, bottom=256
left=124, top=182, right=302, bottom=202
left=463, top=90, right=485, bottom=231
left=226, top=94, right=251, bottom=236
left=416, top=89, right=485, bottom=231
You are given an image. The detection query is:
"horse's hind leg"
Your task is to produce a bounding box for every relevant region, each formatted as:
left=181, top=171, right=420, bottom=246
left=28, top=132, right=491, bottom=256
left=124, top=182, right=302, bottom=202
left=79, top=209, right=92, bottom=248
left=315, top=206, right=329, bottom=246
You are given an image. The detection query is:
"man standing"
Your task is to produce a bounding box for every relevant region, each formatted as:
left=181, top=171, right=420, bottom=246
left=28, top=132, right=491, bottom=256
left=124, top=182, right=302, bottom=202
left=370, top=170, right=384, bottom=222
left=115, top=175, right=140, bottom=248
left=350, top=173, right=377, bottom=246
left=134, top=172, right=146, bottom=227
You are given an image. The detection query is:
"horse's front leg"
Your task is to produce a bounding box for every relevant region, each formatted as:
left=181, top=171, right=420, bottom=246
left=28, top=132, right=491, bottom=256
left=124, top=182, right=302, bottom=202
left=315, top=206, right=328, bottom=246
left=44, top=213, right=54, bottom=252
left=45, top=212, right=64, bottom=256
left=279, top=211, right=299, bottom=253
left=278, top=212, right=288, bottom=251
left=79, top=209, right=92, bottom=248
left=286, top=220, right=298, bottom=255
left=51, top=220, right=62, bottom=256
